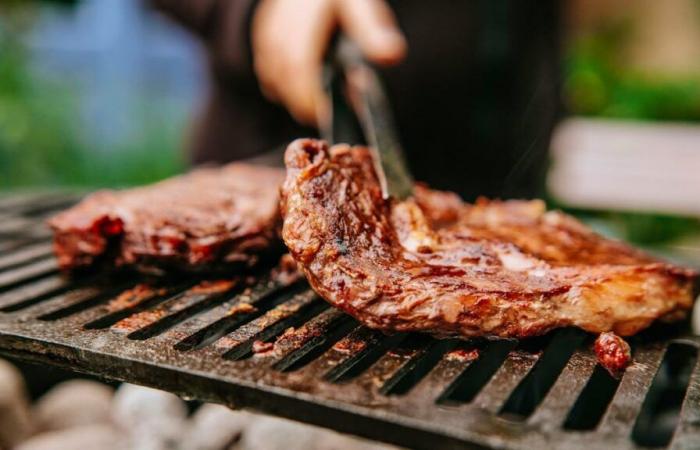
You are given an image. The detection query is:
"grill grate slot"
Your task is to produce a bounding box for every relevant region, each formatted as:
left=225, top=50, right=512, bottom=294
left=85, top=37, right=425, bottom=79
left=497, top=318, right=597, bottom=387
left=2, top=193, right=79, bottom=217
left=175, top=280, right=306, bottom=352
left=37, top=282, right=138, bottom=321
left=353, top=334, right=427, bottom=394
left=322, top=327, right=404, bottom=383
left=0, top=193, right=58, bottom=211
left=499, top=328, right=587, bottom=419
left=0, top=242, right=54, bottom=272
left=119, top=280, right=243, bottom=340
left=0, top=258, right=59, bottom=293
left=1, top=192, right=699, bottom=450
left=437, top=339, right=516, bottom=405
left=0, top=275, right=70, bottom=312
left=0, top=225, right=52, bottom=242
left=83, top=283, right=194, bottom=330
left=404, top=341, right=482, bottom=402
left=670, top=343, right=700, bottom=449
left=218, top=290, right=326, bottom=360
left=0, top=238, right=43, bottom=254
left=0, top=216, right=40, bottom=237
left=564, top=364, right=622, bottom=431
left=272, top=311, right=357, bottom=372
left=529, top=348, right=598, bottom=430
left=380, top=338, right=457, bottom=396
left=598, top=344, right=667, bottom=436
left=475, top=348, right=542, bottom=414
left=633, top=343, right=698, bottom=448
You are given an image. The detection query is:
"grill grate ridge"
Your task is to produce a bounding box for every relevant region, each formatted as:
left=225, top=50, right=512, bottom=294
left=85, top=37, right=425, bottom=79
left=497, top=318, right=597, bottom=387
left=0, top=257, right=59, bottom=293
left=272, top=311, right=357, bottom=372
left=37, top=282, right=139, bottom=321
left=219, top=290, right=326, bottom=361
left=0, top=192, right=697, bottom=449
left=122, top=280, right=244, bottom=340
left=0, top=242, right=54, bottom=272
left=0, top=274, right=70, bottom=312
left=322, top=327, right=405, bottom=383
left=354, top=334, right=427, bottom=395
left=168, top=278, right=307, bottom=350
left=531, top=348, right=599, bottom=430
left=83, top=282, right=196, bottom=330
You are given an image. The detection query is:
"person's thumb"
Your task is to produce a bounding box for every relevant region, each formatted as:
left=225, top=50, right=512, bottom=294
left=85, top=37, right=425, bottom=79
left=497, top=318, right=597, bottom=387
left=337, top=0, right=406, bottom=65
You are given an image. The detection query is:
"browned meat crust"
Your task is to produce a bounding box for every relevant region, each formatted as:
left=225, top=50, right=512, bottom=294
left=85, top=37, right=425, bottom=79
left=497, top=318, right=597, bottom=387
left=594, top=332, right=632, bottom=376
left=280, top=139, right=697, bottom=339
left=49, top=163, right=285, bottom=274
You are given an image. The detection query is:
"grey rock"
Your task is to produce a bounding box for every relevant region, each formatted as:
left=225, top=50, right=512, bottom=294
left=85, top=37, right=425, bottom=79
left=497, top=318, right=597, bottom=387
left=33, top=379, right=114, bottom=432
left=15, top=424, right=126, bottom=450
left=181, top=404, right=252, bottom=450
left=237, top=414, right=399, bottom=450
left=112, top=384, right=188, bottom=450
left=0, top=359, right=33, bottom=448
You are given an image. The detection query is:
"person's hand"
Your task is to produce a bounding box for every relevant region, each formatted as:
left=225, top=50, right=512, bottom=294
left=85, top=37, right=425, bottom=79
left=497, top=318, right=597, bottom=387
left=251, top=0, right=406, bottom=126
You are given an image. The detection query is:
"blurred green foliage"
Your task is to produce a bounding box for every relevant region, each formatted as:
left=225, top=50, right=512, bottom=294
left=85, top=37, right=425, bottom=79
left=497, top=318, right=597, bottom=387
left=562, top=23, right=700, bottom=246
left=564, top=25, right=700, bottom=121
left=0, top=8, right=184, bottom=189
left=610, top=212, right=699, bottom=244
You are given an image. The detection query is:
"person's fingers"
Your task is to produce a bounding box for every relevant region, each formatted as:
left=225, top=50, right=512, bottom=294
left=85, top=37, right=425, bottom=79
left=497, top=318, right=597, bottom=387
left=337, top=0, right=406, bottom=65
left=251, top=0, right=286, bottom=102
left=252, top=0, right=335, bottom=125
left=277, top=1, right=334, bottom=125
left=280, top=58, right=328, bottom=125
left=253, top=0, right=404, bottom=125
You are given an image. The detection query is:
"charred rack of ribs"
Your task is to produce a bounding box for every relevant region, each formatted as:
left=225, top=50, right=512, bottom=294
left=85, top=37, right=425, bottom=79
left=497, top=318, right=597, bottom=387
left=49, top=163, right=285, bottom=274
left=280, top=139, right=697, bottom=372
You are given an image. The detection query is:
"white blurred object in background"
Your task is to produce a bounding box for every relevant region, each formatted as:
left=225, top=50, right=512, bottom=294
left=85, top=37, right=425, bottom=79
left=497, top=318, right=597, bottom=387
left=549, top=118, right=700, bottom=216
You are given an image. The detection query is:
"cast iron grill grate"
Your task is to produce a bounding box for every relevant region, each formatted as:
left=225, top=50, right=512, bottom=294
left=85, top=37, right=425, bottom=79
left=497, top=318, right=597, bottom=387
left=0, top=192, right=698, bottom=450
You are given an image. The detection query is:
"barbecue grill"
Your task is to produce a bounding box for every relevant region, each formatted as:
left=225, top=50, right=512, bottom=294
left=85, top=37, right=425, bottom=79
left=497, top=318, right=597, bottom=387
left=0, top=192, right=698, bottom=450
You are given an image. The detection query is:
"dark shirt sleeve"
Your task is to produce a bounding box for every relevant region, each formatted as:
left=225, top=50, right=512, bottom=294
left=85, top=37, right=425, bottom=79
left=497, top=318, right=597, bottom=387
left=149, top=0, right=258, bottom=79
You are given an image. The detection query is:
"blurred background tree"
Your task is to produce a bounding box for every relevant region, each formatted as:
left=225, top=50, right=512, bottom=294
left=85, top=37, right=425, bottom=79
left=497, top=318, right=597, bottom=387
left=565, top=0, right=700, bottom=120
left=560, top=0, right=700, bottom=251
left=0, top=0, right=193, bottom=189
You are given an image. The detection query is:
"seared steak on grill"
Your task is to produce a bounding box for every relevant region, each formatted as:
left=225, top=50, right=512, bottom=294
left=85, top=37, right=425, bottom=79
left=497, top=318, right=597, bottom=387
left=280, top=139, right=697, bottom=339
left=50, top=163, right=284, bottom=274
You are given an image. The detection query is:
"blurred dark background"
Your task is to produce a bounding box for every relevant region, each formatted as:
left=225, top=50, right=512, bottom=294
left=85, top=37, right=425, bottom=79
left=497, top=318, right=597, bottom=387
left=0, top=0, right=699, bottom=262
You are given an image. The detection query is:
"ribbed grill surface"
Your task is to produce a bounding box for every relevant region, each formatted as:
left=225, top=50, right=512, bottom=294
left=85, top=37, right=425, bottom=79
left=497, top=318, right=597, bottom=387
left=0, top=192, right=698, bottom=450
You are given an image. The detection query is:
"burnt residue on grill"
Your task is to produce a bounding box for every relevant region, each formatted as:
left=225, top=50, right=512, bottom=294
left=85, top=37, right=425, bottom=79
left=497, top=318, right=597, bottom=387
left=227, top=302, right=257, bottom=316
left=111, top=279, right=240, bottom=336
left=594, top=332, right=632, bottom=376
left=445, top=347, right=480, bottom=362
left=333, top=334, right=370, bottom=355
left=111, top=308, right=168, bottom=333
left=0, top=193, right=699, bottom=450
left=251, top=339, right=275, bottom=355
left=105, top=284, right=168, bottom=312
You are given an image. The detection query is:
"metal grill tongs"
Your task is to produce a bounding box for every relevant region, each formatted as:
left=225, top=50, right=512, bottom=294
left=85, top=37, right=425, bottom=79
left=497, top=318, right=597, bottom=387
left=321, top=37, right=414, bottom=200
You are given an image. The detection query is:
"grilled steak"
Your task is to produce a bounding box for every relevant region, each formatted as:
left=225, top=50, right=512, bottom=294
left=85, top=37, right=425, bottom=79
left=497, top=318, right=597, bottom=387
left=281, top=139, right=697, bottom=339
left=50, top=163, right=284, bottom=273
